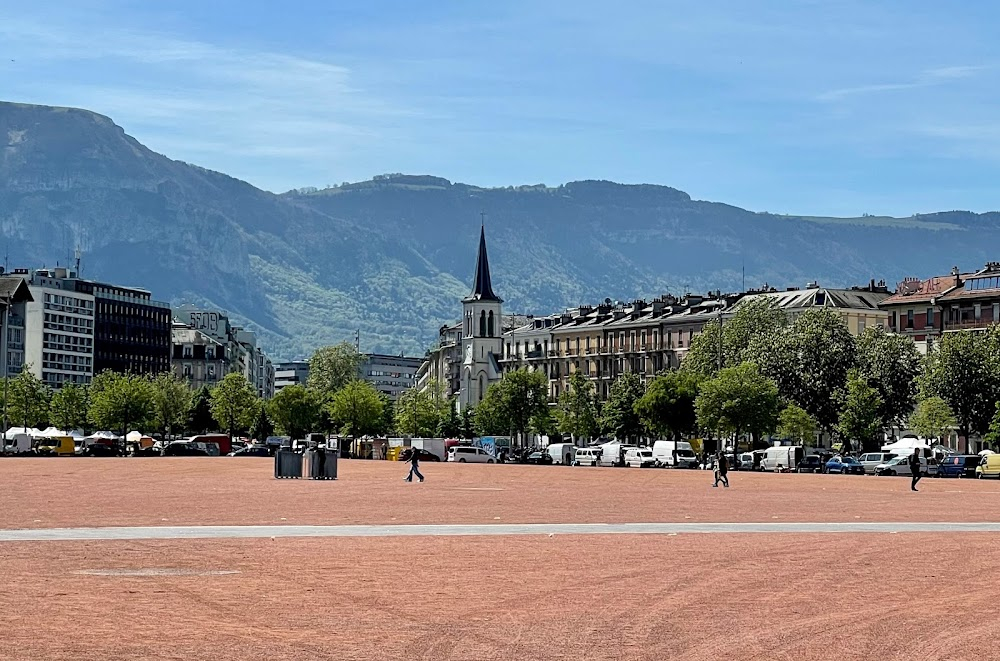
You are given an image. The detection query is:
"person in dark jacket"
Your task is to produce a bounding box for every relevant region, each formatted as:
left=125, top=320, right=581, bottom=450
left=404, top=448, right=425, bottom=482
left=713, top=452, right=729, bottom=488
left=909, top=447, right=922, bottom=491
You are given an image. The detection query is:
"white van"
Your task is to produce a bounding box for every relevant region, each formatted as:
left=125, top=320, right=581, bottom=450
left=624, top=447, right=656, bottom=468
left=573, top=448, right=601, bottom=466
left=545, top=443, right=578, bottom=465
left=651, top=440, right=699, bottom=468
left=859, top=452, right=897, bottom=475
left=762, top=446, right=803, bottom=472
left=447, top=446, right=496, bottom=464
left=599, top=442, right=635, bottom=466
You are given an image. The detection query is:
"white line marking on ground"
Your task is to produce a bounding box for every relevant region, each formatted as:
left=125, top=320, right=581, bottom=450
left=2, top=522, right=1000, bottom=542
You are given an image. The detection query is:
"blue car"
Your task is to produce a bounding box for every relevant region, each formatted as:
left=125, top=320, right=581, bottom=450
left=825, top=455, right=865, bottom=474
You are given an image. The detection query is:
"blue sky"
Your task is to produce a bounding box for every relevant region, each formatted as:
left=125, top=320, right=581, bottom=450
left=2, top=0, right=999, bottom=216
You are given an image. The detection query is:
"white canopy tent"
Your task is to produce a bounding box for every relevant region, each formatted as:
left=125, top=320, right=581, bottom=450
left=3, top=427, right=41, bottom=440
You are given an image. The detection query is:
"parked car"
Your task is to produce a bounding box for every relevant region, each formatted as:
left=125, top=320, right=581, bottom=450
left=825, top=455, right=865, bottom=475
left=229, top=445, right=272, bottom=457
left=85, top=442, right=121, bottom=457
left=875, top=455, right=936, bottom=477
left=938, top=455, right=980, bottom=478
left=573, top=447, right=601, bottom=466
left=447, top=446, right=496, bottom=464
left=526, top=451, right=554, bottom=465
left=163, top=442, right=209, bottom=457
left=624, top=447, right=656, bottom=468
left=399, top=447, right=442, bottom=463
left=858, top=452, right=898, bottom=475
left=796, top=455, right=825, bottom=473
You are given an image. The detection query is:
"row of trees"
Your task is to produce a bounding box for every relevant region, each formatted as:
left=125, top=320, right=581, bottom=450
left=470, top=299, right=1000, bottom=453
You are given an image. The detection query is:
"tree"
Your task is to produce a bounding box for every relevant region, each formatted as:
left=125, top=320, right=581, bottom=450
left=436, top=398, right=461, bottom=438
left=395, top=387, right=445, bottom=437
left=555, top=371, right=601, bottom=441
left=460, top=406, right=477, bottom=439
left=474, top=369, right=548, bottom=442
left=48, top=383, right=89, bottom=432
left=776, top=404, right=817, bottom=445
left=210, top=373, right=260, bottom=439
left=837, top=373, right=884, bottom=453
left=909, top=396, right=958, bottom=445
left=88, top=371, right=155, bottom=435
left=251, top=405, right=274, bottom=443
left=601, top=373, right=646, bottom=442
left=761, top=309, right=857, bottom=432
left=921, top=329, right=1000, bottom=448
left=530, top=405, right=556, bottom=438
left=681, top=298, right=787, bottom=377
left=634, top=371, right=701, bottom=441
left=150, top=373, right=192, bottom=439
left=855, top=326, right=921, bottom=431
left=985, top=402, right=1000, bottom=450
left=6, top=367, right=51, bottom=429
left=327, top=379, right=385, bottom=437
left=307, top=342, right=365, bottom=399
left=267, top=384, right=321, bottom=440
left=695, top=363, right=779, bottom=449
left=186, top=386, right=216, bottom=434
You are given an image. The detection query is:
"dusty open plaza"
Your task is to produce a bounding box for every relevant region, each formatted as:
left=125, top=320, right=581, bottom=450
left=3, top=458, right=1000, bottom=660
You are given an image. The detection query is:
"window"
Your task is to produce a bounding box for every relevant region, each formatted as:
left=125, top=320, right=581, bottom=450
left=926, top=308, right=934, bottom=327
left=907, top=309, right=914, bottom=329
left=479, top=311, right=487, bottom=337
left=487, top=310, right=495, bottom=337
left=858, top=317, right=866, bottom=333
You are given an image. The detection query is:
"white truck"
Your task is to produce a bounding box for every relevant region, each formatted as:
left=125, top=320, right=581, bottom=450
left=411, top=438, right=447, bottom=461
left=544, top=443, right=577, bottom=465
left=651, top=440, right=699, bottom=468
left=3, top=433, right=32, bottom=455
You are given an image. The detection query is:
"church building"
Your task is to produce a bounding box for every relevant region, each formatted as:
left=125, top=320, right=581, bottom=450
left=459, top=226, right=504, bottom=411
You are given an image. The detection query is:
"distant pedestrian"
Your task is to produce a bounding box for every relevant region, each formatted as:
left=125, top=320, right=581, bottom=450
left=404, top=449, right=425, bottom=483
left=713, top=452, right=729, bottom=488
left=909, top=447, right=922, bottom=491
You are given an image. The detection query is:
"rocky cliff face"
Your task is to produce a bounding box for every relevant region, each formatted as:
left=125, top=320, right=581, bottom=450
left=3, top=101, right=1000, bottom=359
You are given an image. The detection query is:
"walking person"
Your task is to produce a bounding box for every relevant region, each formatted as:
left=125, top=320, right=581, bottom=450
left=909, top=447, right=923, bottom=491
left=713, top=451, right=729, bottom=488
left=404, top=448, right=425, bottom=483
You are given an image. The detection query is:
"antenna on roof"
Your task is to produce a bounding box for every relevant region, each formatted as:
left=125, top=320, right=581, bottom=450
left=480, top=210, right=486, bottom=228
left=74, top=245, right=82, bottom=276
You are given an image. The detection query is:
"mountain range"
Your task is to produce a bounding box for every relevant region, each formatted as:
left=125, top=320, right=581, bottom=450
left=3, top=100, right=1000, bottom=359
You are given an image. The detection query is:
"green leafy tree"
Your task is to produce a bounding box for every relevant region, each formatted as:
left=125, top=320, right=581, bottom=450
left=855, top=326, right=921, bottom=431
left=267, top=384, right=321, bottom=440
left=634, top=370, right=701, bottom=441
left=530, top=404, right=556, bottom=437
left=6, top=367, right=51, bottom=429
left=921, top=329, right=1000, bottom=447
left=909, top=396, right=958, bottom=445
left=761, top=309, right=857, bottom=433
left=601, top=372, right=646, bottom=442
left=48, top=383, right=89, bottom=432
left=681, top=298, right=787, bottom=378
left=307, top=342, right=365, bottom=399
left=984, top=402, right=1000, bottom=450
left=776, top=404, right=817, bottom=445
left=251, top=405, right=274, bottom=442
left=837, top=373, right=884, bottom=453
left=460, top=406, right=477, bottom=439
left=395, top=389, right=441, bottom=437
left=695, top=363, right=779, bottom=449
left=88, top=371, right=155, bottom=435
left=555, top=371, right=601, bottom=441
left=186, top=386, right=216, bottom=434
left=436, top=398, right=461, bottom=438
left=210, top=373, right=260, bottom=439
left=327, top=379, right=385, bottom=437
left=150, top=373, right=192, bottom=439
left=474, top=369, right=549, bottom=442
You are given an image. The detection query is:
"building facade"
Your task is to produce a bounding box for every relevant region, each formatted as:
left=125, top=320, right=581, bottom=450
left=0, top=276, right=34, bottom=379
left=734, top=281, right=890, bottom=335
left=274, top=360, right=310, bottom=393
left=361, top=354, right=424, bottom=400
left=170, top=323, right=227, bottom=390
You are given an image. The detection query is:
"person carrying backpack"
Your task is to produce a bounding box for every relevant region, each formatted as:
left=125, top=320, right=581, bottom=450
left=713, top=452, right=729, bottom=488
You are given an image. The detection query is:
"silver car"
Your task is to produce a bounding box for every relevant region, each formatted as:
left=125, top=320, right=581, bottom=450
left=859, top=452, right=897, bottom=475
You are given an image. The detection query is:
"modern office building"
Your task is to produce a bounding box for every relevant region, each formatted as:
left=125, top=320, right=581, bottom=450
left=360, top=353, right=423, bottom=400
left=274, top=361, right=310, bottom=393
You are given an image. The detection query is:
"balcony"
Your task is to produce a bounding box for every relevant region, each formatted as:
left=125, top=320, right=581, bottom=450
left=525, top=349, right=544, bottom=359
left=943, top=318, right=998, bottom=332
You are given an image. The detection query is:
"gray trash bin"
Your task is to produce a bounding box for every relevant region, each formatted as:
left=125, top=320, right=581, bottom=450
left=274, top=449, right=303, bottom=479
left=304, top=447, right=338, bottom=480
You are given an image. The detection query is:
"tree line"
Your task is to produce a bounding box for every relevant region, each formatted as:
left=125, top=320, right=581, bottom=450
left=471, top=299, right=1000, bottom=452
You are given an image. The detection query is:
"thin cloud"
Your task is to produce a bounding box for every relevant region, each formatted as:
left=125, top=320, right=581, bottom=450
left=817, top=65, right=988, bottom=101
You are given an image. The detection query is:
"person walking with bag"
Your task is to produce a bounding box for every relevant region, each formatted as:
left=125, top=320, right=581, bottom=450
left=713, top=451, right=729, bottom=488
left=404, top=448, right=425, bottom=483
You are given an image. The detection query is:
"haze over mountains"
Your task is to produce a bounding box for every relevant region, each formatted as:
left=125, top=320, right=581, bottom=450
left=2, top=100, right=999, bottom=359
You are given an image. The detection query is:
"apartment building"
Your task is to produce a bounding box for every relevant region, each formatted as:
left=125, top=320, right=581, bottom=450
left=274, top=360, right=310, bottom=393
left=361, top=353, right=424, bottom=400
left=0, top=276, right=34, bottom=378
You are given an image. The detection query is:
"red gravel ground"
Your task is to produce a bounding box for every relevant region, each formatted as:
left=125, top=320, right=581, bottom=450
left=3, top=458, right=1000, bottom=660
left=2, top=458, right=999, bottom=529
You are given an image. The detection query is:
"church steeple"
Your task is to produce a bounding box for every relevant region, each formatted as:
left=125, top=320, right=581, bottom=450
left=468, top=224, right=502, bottom=303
